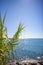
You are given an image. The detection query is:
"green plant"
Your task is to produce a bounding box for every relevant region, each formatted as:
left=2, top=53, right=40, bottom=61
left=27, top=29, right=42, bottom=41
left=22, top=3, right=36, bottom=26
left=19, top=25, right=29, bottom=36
left=0, top=13, right=24, bottom=65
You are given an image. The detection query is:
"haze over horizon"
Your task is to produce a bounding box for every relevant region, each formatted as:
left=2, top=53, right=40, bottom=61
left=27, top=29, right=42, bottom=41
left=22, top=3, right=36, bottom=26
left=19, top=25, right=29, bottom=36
left=0, top=0, right=43, bottom=38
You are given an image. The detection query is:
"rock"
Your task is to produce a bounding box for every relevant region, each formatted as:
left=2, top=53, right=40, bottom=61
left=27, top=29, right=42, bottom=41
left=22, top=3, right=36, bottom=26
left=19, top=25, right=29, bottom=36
left=37, top=57, right=41, bottom=59
left=6, top=59, right=43, bottom=65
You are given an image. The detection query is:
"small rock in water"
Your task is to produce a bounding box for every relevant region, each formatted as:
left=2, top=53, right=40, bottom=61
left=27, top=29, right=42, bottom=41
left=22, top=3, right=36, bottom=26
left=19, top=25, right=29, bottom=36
left=37, top=56, right=41, bottom=59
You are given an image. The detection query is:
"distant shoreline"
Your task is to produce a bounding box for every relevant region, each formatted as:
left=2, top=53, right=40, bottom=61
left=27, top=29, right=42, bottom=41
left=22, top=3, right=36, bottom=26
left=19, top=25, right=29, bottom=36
left=19, top=38, right=43, bottom=39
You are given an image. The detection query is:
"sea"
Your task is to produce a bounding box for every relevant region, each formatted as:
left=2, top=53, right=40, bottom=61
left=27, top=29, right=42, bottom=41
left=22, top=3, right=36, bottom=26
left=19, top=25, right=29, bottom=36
left=14, top=38, right=43, bottom=60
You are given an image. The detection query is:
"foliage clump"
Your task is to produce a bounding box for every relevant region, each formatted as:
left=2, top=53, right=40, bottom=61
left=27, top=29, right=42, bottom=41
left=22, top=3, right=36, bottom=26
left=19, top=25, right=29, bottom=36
left=0, top=13, right=24, bottom=65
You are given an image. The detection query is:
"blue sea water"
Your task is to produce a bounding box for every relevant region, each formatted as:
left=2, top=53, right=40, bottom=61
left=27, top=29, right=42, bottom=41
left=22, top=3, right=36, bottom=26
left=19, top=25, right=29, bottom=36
left=14, top=38, right=43, bottom=60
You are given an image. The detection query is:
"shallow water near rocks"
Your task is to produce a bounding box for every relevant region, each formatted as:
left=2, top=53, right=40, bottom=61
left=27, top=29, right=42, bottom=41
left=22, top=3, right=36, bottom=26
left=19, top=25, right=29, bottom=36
left=14, top=38, right=43, bottom=60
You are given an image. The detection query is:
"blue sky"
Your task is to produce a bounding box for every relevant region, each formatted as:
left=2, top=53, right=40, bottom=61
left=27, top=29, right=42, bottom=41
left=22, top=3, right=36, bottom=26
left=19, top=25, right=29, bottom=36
left=0, top=0, right=43, bottom=38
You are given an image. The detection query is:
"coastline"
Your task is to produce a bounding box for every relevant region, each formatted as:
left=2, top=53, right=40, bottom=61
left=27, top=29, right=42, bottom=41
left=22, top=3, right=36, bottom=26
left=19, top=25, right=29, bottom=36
left=7, top=59, right=43, bottom=65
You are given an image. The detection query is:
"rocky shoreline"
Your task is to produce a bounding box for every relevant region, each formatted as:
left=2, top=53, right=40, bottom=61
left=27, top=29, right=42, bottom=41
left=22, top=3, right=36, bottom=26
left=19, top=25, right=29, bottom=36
left=7, top=59, right=43, bottom=65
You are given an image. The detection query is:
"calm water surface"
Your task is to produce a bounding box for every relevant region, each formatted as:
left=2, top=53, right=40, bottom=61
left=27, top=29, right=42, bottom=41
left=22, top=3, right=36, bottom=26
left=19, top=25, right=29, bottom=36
left=14, top=38, right=43, bottom=60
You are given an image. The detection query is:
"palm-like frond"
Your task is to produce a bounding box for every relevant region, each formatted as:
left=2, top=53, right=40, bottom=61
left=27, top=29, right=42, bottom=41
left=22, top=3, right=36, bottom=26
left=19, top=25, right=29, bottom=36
left=11, top=23, right=24, bottom=43
left=3, top=12, right=6, bottom=24
left=0, top=13, right=24, bottom=65
left=6, top=23, right=24, bottom=59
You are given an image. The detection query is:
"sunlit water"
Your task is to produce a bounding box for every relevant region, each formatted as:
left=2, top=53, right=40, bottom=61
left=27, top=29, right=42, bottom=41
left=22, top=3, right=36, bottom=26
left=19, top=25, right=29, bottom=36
left=14, top=38, right=43, bottom=60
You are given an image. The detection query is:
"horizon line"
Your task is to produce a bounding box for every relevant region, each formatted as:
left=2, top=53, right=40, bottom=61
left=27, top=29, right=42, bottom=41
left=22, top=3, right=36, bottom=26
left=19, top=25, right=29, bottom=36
left=19, top=38, right=43, bottom=39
